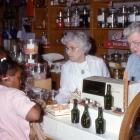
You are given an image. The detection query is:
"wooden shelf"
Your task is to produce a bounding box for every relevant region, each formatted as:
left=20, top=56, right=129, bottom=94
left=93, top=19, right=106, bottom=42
left=51, top=27, right=90, bottom=30
left=50, top=2, right=90, bottom=7
left=97, top=46, right=130, bottom=50
left=94, top=28, right=124, bottom=30
left=34, top=28, right=48, bottom=30
left=94, top=0, right=124, bottom=3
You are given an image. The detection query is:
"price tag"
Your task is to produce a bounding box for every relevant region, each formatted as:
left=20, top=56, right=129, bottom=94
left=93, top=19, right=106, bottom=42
left=123, top=71, right=128, bottom=111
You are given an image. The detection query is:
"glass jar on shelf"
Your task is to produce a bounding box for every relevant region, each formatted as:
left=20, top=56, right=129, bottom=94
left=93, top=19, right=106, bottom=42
left=56, top=9, right=65, bottom=28
left=128, top=5, right=138, bottom=25
left=64, top=7, right=71, bottom=28
left=100, top=52, right=109, bottom=68
left=87, top=9, right=90, bottom=27
left=71, top=7, right=80, bottom=27
left=106, top=8, right=118, bottom=28
left=97, top=7, right=108, bottom=28
left=117, top=5, right=128, bottom=28
left=135, top=7, right=140, bottom=23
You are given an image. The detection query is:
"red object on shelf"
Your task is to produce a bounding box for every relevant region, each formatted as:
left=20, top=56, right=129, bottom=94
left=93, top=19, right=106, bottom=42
left=104, top=40, right=129, bottom=48
left=27, top=0, right=34, bottom=17
left=56, top=21, right=65, bottom=28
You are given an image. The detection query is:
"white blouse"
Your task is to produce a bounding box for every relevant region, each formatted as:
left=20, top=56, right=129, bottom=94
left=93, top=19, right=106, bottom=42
left=55, top=55, right=110, bottom=104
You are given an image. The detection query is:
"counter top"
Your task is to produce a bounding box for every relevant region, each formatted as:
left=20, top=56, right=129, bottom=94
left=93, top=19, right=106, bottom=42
left=42, top=103, right=124, bottom=140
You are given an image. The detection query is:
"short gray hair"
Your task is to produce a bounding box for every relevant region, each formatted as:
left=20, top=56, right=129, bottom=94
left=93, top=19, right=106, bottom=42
left=123, top=22, right=140, bottom=38
left=61, top=31, right=91, bottom=54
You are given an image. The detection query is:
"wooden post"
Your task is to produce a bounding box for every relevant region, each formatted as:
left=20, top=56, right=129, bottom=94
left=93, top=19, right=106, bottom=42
left=123, top=71, right=128, bottom=111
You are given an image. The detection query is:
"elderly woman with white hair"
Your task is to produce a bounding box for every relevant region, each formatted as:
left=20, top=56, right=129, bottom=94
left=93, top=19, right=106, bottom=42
left=123, top=22, right=140, bottom=82
left=51, top=31, right=110, bottom=104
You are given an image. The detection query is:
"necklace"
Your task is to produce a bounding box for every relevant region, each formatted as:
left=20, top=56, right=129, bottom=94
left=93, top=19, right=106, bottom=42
left=81, top=69, right=85, bottom=74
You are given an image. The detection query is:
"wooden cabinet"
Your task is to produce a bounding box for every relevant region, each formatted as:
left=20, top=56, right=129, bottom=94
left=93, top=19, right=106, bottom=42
left=31, top=0, right=92, bottom=56
left=31, top=0, right=135, bottom=58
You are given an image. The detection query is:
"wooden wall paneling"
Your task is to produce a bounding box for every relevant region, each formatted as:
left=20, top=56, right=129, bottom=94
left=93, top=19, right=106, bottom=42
left=94, top=46, right=108, bottom=57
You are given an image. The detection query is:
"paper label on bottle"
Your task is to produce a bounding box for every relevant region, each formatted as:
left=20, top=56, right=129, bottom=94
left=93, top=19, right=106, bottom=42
left=97, top=15, right=103, bottom=22
left=28, top=59, right=35, bottom=63
left=129, top=14, right=135, bottom=22
left=118, top=16, right=123, bottom=23
left=107, top=17, right=112, bottom=23
left=27, top=44, right=34, bottom=49
left=136, top=15, right=140, bottom=21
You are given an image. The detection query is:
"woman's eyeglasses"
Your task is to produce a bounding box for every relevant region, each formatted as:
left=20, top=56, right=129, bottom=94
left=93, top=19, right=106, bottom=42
left=127, top=41, right=140, bottom=48
left=65, top=47, right=78, bottom=52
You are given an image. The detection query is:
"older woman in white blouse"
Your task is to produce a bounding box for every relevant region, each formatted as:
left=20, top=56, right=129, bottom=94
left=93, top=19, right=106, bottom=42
left=51, top=31, right=110, bottom=104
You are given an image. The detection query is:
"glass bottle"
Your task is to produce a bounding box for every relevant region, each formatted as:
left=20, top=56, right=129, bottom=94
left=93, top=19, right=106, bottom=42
left=71, top=7, right=80, bottom=27
left=64, top=7, right=71, bottom=28
left=128, top=5, right=138, bottom=25
left=95, top=107, right=106, bottom=134
left=107, top=8, right=118, bottom=28
left=100, top=52, right=109, bottom=68
left=117, top=5, right=128, bottom=28
left=10, top=26, right=17, bottom=39
left=81, top=103, right=91, bottom=128
left=71, top=99, right=80, bottom=123
left=135, top=6, right=140, bottom=23
left=97, top=7, right=108, bottom=28
left=80, top=6, right=89, bottom=27
left=2, top=29, right=8, bottom=39
left=41, top=31, right=47, bottom=45
left=104, top=84, right=112, bottom=110
left=87, top=9, right=90, bottom=27
left=56, top=9, right=65, bottom=28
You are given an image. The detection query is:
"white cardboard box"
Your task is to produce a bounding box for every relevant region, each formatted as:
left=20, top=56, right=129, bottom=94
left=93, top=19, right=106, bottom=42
left=46, top=104, right=70, bottom=118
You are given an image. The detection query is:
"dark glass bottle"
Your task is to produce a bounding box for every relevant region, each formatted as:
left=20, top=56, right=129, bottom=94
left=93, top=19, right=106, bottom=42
left=81, top=104, right=91, bottom=128
left=80, top=6, right=89, bottom=27
left=10, top=27, right=17, bottom=39
left=104, top=84, right=112, bottom=110
left=71, top=99, right=80, bottom=123
left=95, top=107, right=106, bottom=134
left=2, top=29, right=8, bottom=39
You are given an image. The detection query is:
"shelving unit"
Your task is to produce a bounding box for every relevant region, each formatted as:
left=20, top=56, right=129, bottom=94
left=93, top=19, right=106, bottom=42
left=31, top=0, right=135, bottom=58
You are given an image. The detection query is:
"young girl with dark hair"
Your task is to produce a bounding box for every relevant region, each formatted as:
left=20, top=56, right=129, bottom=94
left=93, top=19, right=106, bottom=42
left=0, top=58, right=41, bottom=140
